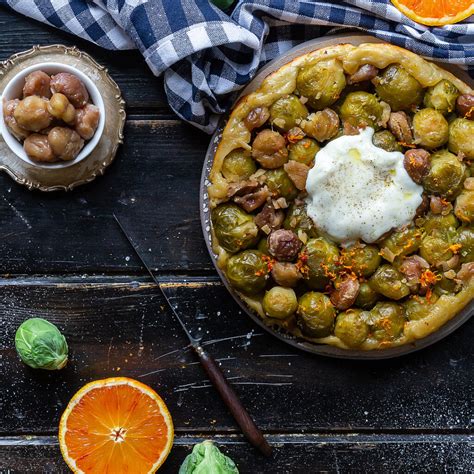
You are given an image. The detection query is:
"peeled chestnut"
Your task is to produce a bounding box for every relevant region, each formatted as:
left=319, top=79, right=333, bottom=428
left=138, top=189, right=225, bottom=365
left=24, top=134, right=55, bottom=162
left=47, top=93, right=76, bottom=125
left=48, top=126, right=84, bottom=161
left=75, top=104, right=100, bottom=140
left=14, top=96, right=52, bottom=132
left=23, top=71, right=51, bottom=99
left=50, top=73, right=89, bottom=108
left=3, top=99, right=30, bottom=140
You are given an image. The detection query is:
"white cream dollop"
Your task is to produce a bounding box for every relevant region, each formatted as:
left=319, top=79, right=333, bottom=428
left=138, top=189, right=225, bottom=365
left=305, top=127, right=423, bottom=244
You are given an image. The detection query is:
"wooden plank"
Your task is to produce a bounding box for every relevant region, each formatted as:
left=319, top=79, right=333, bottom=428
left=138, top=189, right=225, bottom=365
left=0, top=7, right=170, bottom=113
left=0, top=276, right=471, bottom=434
left=0, top=434, right=472, bottom=473
left=0, top=120, right=213, bottom=273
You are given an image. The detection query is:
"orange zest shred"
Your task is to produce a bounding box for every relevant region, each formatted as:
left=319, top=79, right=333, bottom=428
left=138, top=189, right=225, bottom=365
left=449, top=243, right=462, bottom=254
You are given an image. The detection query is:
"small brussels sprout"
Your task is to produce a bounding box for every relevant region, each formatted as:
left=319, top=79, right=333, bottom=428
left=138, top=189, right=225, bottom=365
left=412, top=108, right=449, bottom=149
left=456, top=227, right=474, bottom=262
left=265, top=167, right=298, bottom=200
left=257, top=237, right=270, bottom=255
left=423, top=212, right=459, bottom=236
left=433, top=275, right=459, bottom=296
left=283, top=203, right=319, bottom=238
left=288, top=137, right=319, bottom=165
left=403, top=295, right=437, bottom=321
left=221, top=149, right=257, bottom=181
left=455, top=190, right=474, bottom=223
left=355, top=282, right=379, bottom=309
left=179, top=440, right=238, bottom=474
left=372, top=130, right=403, bottom=152
left=269, top=94, right=309, bottom=131
left=334, top=309, right=369, bottom=347
left=380, top=227, right=422, bottom=259
left=15, top=318, right=68, bottom=370
left=302, top=237, right=339, bottom=290
left=423, top=150, right=466, bottom=198
left=226, top=250, right=268, bottom=295
left=296, top=59, right=346, bottom=110
left=369, top=302, right=405, bottom=341
left=339, top=92, right=384, bottom=129
left=419, top=235, right=453, bottom=265
left=369, top=264, right=410, bottom=300
left=373, top=65, right=423, bottom=111
left=341, top=244, right=381, bottom=277
left=263, top=287, right=298, bottom=319
left=423, top=80, right=459, bottom=115
left=448, top=118, right=474, bottom=159
left=212, top=204, right=259, bottom=253
left=297, top=291, right=336, bottom=337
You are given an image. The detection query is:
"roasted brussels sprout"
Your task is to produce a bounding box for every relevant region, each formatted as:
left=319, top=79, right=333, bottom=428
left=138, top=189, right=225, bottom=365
left=341, top=244, right=381, bottom=277
left=433, top=275, right=459, bottom=296
left=334, top=309, right=369, bottom=347
left=419, top=235, right=453, bottom=265
left=423, top=212, right=459, bottom=236
left=15, top=318, right=68, bottom=370
left=14, top=96, right=52, bottom=132
left=372, top=130, right=403, bottom=152
left=369, top=302, right=405, bottom=340
left=221, top=149, right=257, bottom=181
left=380, top=226, right=422, bottom=259
left=288, top=138, right=319, bottom=165
left=226, top=250, right=268, bottom=295
left=355, top=282, right=379, bottom=309
left=403, top=295, right=437, bottom=321
left=448, top=118, right=474, bottom=159
left=373, top=65, right=423, bottom=111
left=211, top=204, right=259, bottom=253
left=257, top=237, right=270, bottom=255
left=263, top=287, right=298, bottom=319
left=296, top=59, right=346, bottom=110
left=412, top=108, right=449, bottom=149
left=454, top=190, right=474, bottom=223
left=302, top=237, right=339, bottom=289
left=265, top=167, right=298, bottom=200
left=369, top=264, right=410, bottom=300
left=456, top=227, right=474, bottom=262
left=283, top=203, right=319, bottom=237
left=297, top=292, right=336, bottom=337
left=423, top=80, right=459, bottom=115
left=423, top=150, right=466, bottom=198
left=339, top=92, right=384, bottom=129
left=269, top=94, right=308, bottom=131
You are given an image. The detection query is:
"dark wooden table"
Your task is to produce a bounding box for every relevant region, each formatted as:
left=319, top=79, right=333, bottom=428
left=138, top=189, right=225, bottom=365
left=0, top=8, right=472, bottom=473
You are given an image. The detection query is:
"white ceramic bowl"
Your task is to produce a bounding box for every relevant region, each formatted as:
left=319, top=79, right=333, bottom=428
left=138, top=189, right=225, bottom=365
left=0, top=62, right=105, bottom=169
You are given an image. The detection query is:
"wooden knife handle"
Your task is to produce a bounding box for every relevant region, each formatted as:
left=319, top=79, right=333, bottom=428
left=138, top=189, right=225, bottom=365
left=194, top=345, right=272, bottom=457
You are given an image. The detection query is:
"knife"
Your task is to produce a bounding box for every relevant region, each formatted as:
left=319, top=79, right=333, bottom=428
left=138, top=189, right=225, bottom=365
left=113, top=214, right=272, bottom=457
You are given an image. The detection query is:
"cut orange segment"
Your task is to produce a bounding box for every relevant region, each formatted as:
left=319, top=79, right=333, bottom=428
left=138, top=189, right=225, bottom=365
left=391, top=0, right=474, bottom=26
left=59, top=377, right=174, bottom=473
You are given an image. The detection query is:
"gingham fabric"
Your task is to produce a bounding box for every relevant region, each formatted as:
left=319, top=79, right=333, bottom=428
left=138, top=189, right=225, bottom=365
left=2, top=0, right=473, bottom=133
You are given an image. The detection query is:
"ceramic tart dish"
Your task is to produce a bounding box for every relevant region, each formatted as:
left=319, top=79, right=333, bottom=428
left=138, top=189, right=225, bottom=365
left=203, top=37, right=474, bottom=357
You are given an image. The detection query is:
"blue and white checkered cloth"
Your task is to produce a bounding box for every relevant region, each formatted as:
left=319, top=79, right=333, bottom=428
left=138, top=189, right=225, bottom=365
left=2, top=0, right=473, bottom=133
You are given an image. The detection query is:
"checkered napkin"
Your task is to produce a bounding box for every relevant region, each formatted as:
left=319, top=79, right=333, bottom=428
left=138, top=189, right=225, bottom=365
left=2, top=0, right=473, bottom=133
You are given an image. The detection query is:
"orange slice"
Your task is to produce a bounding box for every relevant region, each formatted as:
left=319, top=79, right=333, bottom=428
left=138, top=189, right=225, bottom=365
left=59, top=377, right=174, bottom=473
left=391, top=0, right=474, bottom=26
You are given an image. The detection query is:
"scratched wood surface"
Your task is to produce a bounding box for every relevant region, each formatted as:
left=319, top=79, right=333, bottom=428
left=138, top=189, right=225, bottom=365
left=0, top=6, right=472, bottom=474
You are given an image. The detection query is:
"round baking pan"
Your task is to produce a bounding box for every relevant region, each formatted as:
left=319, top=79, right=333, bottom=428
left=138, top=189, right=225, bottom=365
left=200, top=33, right=473, bottom=359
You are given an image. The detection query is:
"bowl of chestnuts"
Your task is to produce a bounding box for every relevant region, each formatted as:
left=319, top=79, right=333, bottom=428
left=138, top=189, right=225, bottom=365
left=0, top=62, right=105, bottom=169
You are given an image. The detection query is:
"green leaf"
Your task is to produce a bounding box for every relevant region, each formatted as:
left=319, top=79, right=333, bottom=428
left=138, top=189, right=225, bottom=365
left=179, top=440, right=239, bottom=474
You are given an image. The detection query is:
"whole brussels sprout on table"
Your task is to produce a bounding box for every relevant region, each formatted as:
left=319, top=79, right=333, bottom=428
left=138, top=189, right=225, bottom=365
left=179, top=440, right=238, bottom=474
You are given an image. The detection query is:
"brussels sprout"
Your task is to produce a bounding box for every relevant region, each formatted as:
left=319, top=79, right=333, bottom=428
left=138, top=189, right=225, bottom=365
left=15, top=318, right=68, bottom=370
left=380, top=226, right=422, bottom=259
left=355, top=282, right=379, bottom=309
left=212, top=204, right=259, bottom=253
left=257, top=237, right=270, bottom=255
left=412, top=108, right=449, bottom=149
left=448, top=118, right=474, bottom=159
left=339, top=92, right=384, bottom=129
left=221, top=149, right=257, bottom=181
left=373, top=65, right=423, bottom=111
left=369, top=302, right=405, bottom=341
left=455, top=190, right=474, bottom=223
left=423, top=150, right=466, bottom=198
left=283, top=203, right=319, bottom=238
left=403, top=295, right=437, bottom=321
left=456, top=227, right=474, bottom=262
left=434, top=275, right=459, bottom=296
left=269, top=94, right=309, bottom=131
left=341, top=244, right=381, bottom=277
left=334, top=309, right=369, bottom=347
left=265, top=168, right=298, bottom=200
left=302, top=237, right=339, bottom=289
left=423, top=212, right=459, bottom=236
left=288, top=137, right=319, bottom=165
left=369, top=264, right=410, bottom=300
left=179, top=440, right=238, bottom=474
left=226, top=250, right=268, bottom=295
left=372, top=130, right=403, bottom=152
left=263, top=287, right=298, bottom=319
left=297, top=292, right=336, bottom=337
left=296, top=59, right=346, bottom=110
left=419, top=235, right=453, bottom=265
left=424, top=80, right=459, bottom=115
